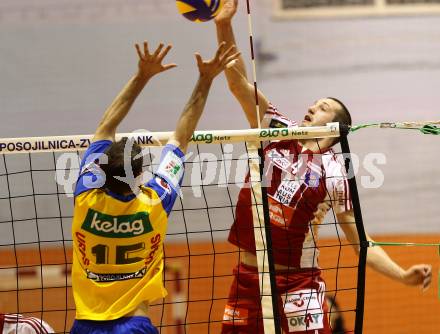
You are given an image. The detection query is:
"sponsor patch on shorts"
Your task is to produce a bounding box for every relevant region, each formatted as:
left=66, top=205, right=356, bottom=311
left=282, top=289, right=324, bottom=332
left=222, top=305, right=249, bottom=325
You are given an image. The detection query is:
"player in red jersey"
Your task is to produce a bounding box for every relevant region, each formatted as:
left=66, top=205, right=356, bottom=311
left=214, top=1, right=433, bottom=333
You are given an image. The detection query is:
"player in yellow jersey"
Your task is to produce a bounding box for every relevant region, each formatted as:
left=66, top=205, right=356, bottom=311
left=70, top=41, right=240, bottom=334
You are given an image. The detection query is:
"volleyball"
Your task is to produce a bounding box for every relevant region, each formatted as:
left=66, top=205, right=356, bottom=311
left=176, top=0, right=223, bottom=22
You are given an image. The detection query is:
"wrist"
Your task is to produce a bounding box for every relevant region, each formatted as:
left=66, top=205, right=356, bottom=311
left=215, top=19, right=232, bottom=27
left=398, top=268, right=407, bottom=282
left=199, top=73, right=214, bottom=85
left=135, top=71, right=153, bottom=82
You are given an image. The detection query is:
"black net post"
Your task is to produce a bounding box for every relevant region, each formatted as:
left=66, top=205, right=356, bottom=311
left=258, top=146, right=282, bottom=334
left=339, top=124, right=368, bottom=334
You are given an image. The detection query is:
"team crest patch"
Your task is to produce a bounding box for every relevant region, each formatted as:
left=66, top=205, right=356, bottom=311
left=157, top=150, right=184, bottom=191
left=305, top=170, right=321, bottom=188
left=165, top=159, right=181, bottom=175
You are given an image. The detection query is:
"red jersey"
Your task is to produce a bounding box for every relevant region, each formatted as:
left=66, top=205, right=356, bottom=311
left=229, top=104, right=352, bottom=268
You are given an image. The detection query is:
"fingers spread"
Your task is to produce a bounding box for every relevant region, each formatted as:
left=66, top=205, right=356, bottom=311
left=224, top=52, right=241, bottom=65
left=224, top=45, right=237, bottom=57
left=163, top=63, right=178, bottom=71
left=135, top=44, right=143, bottom=60
left=153, top=43, right=165, bottom=59
left=219, top=45, right=237, bottom=64
left=143, top=41, right=149, bottom=57
left=194, top=53, right=203, bottom=67
left=215, top=42, right=227, bottom=60
left=158, top=45, right=173, bottom=62
left=226, top=59, right=237, bottom=69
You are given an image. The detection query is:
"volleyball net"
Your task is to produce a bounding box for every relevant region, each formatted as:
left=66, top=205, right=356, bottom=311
left=0, top=123, right=437, bottom=333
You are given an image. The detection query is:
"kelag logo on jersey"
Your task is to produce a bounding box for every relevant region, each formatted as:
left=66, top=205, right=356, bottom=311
left=81, top=209, right=153, bottom=238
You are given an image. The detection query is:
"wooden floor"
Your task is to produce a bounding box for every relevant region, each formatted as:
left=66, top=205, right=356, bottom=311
left=0, top=234, right=438, bottom=333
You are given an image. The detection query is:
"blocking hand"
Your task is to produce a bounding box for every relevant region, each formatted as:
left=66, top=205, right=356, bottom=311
left=195, top=42, right=240, bottom=81
left=135, top=42, right=177, bottom=79
left=214, top=0, right=238, bottom=24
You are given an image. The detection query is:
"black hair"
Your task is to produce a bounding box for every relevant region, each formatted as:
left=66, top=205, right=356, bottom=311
left=327, top=97, right=352, bottom=145
left=100, top=137, right=143, bottom=194
left=327, top=97, right=352, bottom=126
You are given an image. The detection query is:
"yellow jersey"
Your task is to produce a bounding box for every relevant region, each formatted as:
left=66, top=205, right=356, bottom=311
left=72, top=140, right=184, bottom=320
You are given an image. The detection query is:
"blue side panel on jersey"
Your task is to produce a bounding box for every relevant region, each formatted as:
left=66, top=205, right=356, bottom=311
left=74, top=140, right=112, bottom=197
left=159, top=143, right=185, bottom=162
left=145, top=144, right=185, bottom=215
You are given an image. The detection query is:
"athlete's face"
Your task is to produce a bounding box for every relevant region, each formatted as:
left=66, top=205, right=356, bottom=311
left=301, top=98, right=339, bottom=127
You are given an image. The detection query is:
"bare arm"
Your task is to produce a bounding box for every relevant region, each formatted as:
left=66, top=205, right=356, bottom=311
left=215, top=1, right=248, bottom=79
left=168, top=43, right=240, bottom=153
left=168, top=76, right=212, bottom=153
left=337, top=210, right=432, bottom=290
left=214, top=0, right=269, bottom=128
left=93, top=42, right=177, bottom=142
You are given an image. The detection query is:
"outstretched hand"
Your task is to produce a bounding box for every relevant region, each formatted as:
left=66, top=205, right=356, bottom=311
left=215, top=0, right=238, bottom=24
left=135, top=42, right=177, bottom=79
left=195, top=42, right=240, bottom=81
left=402, top=264, right=432, bottom=290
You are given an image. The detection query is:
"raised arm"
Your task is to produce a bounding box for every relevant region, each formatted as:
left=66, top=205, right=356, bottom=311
left=214, top=0, right=269, bottom=128
left=168, top=42, right=240, bottom=153
left=92, top=42, right=177, bottom=142
left=337, top=210, right=432, bottom=290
